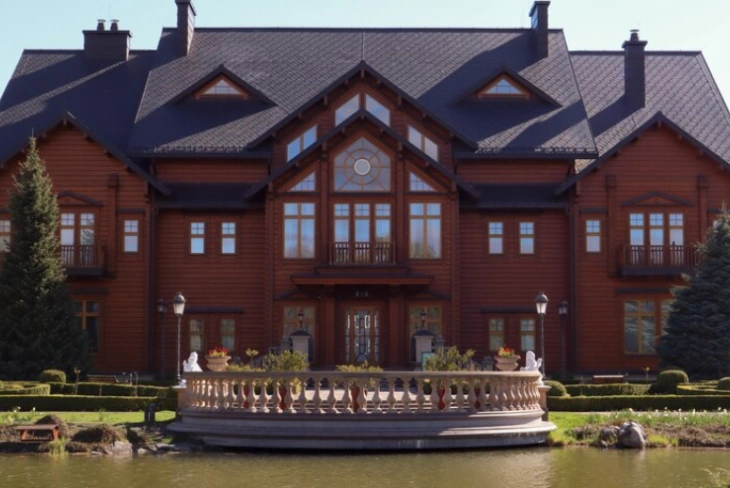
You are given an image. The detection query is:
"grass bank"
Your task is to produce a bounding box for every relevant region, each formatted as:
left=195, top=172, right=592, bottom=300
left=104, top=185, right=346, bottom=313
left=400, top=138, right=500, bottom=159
left=549, top=410, right=730, bottom=448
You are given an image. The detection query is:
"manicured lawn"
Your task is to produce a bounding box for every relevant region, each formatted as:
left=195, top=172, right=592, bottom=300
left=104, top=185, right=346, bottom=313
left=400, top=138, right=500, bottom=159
left=1, top=410, right=176, bottom=425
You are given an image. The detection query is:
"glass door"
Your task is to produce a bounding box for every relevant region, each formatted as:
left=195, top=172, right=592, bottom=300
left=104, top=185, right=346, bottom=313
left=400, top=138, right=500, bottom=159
left=344, top=306, right=380, bottom=364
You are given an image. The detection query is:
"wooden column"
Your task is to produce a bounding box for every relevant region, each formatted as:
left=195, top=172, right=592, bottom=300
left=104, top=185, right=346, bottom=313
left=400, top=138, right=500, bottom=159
left=697, top=174, right=708, bottom=240
left=388, top=286, right=401, bottom=368
left=605, top=174, right=617, bottom=278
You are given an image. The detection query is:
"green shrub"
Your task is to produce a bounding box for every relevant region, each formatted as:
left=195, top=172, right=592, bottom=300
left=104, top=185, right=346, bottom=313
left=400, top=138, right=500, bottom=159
left=0, top=383, right=50, bottom=396
left=39, top=370, right=66, bottom=384
left=717, top=377, right=730, bottom=391
left=564, top=383, right=650, bottom=397
left=655, top=369, right=689, bottom=394
left=262, top=350, right=309, bottom=372
left=0, top=395, right=172, bottom=412
left=548, top=394, right=730, bottom=412
left=48, top=382, right=76, bottom=395
left=544, top=380, right=568, bottom=397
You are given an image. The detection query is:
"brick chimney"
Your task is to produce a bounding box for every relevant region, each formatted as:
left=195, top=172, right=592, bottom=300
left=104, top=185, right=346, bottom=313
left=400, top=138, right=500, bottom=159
left=176, top=0, right=197, bottom=56
left=83, top=19, right=131, bottom=62
left=529, top=1, right=550, bottom=60
left=623, top=30, right=647, bottom=108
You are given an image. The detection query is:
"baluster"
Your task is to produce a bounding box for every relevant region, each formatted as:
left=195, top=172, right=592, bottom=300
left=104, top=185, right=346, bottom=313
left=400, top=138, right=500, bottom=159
left=488, top=377, right=497, bottom=411
left=327, top=377, right=338, bottom=414
left=245, top=379, right=256, bottom=412
left=386, top=376, right=397, bottom=413
left=211, top=379, right=219, bottom=409
left=313, top=376, right=324, bottom=413
left=442, top=376, right=452, bottom=412
left=357, top=380, right=367, bottom=413
left=479, top=378, right=488, bottom=411
left=467, top=378, right=477, bottom=411
left=282, top=377, right=293, bottom=413
left=401, top=376, right=412, bottom=413
left=455, top=375, right=465, bottom=412
left=298, top=376, right=309, bottom=413
left=415, top=378, right=426, bottom=413
left=342, top=377, right=353, bottom=413
left=372, top=376, right=383, bottom=413
left=271, top=379, right=282, bottom=414
left=258, top=378, right=270, bottom=413
left=430, top=382, right=440, bottom=413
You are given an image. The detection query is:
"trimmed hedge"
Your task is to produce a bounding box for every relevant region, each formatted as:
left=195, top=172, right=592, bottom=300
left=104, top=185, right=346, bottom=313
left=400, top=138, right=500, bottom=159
left=718, top=377, right=730, bottom=391
left=564, top=383, right=651, bottom=397
left=0, top=383, right=51, bottom=396
left=544, top=380, right=568, bottom=397
left=655, top=369, right=689, bottom=394
left=47, top=382, right=173, bottom=398
left=548, top=394, right=730, bottom=412
left=39, top=370, right=66, bottom=384
left=676, top=385, right=730, bottom=396
left=0, top=395, right=175, bottom=411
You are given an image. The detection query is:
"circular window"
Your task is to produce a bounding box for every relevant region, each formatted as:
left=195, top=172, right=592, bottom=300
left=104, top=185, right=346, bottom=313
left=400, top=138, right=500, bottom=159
left=353, top=158, right=372, bottom=176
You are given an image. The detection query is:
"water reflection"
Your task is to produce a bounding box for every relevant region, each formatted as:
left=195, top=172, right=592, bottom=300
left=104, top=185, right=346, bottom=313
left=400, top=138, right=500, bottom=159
left=0, top=448, right=726, bottom=488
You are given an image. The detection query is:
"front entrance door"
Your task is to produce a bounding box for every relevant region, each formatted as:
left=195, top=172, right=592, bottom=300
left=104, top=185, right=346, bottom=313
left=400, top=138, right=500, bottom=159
left=344, top=306, right=380, bottom=364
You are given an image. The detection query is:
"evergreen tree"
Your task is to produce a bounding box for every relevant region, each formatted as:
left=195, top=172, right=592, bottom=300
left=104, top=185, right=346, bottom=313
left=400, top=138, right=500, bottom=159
left=656, top=210, right=730, bottom=378
left=0, top=138, right=90, bottom=379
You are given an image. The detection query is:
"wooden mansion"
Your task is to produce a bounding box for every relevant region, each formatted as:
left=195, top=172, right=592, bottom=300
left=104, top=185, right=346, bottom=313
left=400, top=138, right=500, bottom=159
left=1, top=1, right=729, bottom=375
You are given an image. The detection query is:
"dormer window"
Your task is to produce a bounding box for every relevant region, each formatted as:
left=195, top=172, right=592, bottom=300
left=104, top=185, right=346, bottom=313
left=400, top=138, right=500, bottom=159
left=287, top=125, right=317, bottom=161
left=196, top=75, right=249, bottom=99
left=477, top=75, right=529, bottom=99
left=407, top=125, right=439, bottom=161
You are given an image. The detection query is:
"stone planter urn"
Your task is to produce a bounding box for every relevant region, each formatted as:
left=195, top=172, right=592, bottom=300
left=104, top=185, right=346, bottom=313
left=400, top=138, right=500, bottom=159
left=494, top=355, right=520, bottom=371
left=205, top=355, right=231, bottom=372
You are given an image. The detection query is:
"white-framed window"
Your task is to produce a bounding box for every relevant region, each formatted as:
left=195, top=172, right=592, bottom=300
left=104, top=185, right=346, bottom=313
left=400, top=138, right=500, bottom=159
left=407, top=125, right=439, bottom=161
left=221, top=222, right=236, bottom=254
left=123, top=220, right=139, bottom=253
left=519, top=222, right=535, bottom=254
left=488, top=222, right=503, bottom=254
left=409, top=203, right=441, bottom=259
left=190, top=222, right=205, bottom=254
left=284, top=203, right=316, bottom=258
left=586, top=219, right=601, bottom=253
left=287, top=125, right=317, bottom=161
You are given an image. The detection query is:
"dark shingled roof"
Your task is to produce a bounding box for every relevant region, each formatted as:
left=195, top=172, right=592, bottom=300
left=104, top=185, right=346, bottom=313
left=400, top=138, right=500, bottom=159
left=156, top=182, right=262, bottom=209
left=0, top=50, right=155, bottom=165
left=128, top=28, right=597, bottom=157
left=559, top=51, right=730, bottom=192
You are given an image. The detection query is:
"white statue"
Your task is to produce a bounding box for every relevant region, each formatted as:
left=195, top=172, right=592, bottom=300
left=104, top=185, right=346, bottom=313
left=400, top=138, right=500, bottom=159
left=183, top=351, right=202, bottom=373
left=521, top=351, right=543, bottom=384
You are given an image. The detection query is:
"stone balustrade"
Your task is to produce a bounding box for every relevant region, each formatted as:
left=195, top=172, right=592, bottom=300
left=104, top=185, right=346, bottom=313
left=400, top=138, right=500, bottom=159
left=181, top=371, right=543, bottom=414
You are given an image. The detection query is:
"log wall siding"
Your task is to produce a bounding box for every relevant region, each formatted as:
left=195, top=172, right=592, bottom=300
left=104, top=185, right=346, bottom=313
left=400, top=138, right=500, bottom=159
left=0, top=127, right=150, bottom=371
left=456, top=159, right=571, bottom=183
left=458, top=209, right=569, bottom=368
left=573, top=126, right=730, bottom=372
left=154, top=158, right=269, bottom=182
left=155, top=210, right=267, bottom=370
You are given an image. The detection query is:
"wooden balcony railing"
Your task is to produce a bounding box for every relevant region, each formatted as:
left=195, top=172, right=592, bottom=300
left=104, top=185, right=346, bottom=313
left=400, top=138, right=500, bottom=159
left=61, top=245, right=107, bottom=274
left=618, top=244, right=698, bottom=276
left=330, top=241, right=396, bottom=265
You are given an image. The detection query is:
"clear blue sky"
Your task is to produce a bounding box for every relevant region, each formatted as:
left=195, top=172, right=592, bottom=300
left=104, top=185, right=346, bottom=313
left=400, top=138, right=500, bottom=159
left=1, top=0, right=729, bottom=103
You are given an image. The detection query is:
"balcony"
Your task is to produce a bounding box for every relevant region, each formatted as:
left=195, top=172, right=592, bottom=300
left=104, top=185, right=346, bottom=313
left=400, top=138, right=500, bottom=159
left=330, top=241, right=396, bottom=266
left=61, top=245, right=107, bottom=277
left=617, top=244, right=698, bottom=276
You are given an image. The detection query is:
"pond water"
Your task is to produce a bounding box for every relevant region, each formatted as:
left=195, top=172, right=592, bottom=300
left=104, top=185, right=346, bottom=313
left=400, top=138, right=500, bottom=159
left=0, top=448, right=727, bottom=488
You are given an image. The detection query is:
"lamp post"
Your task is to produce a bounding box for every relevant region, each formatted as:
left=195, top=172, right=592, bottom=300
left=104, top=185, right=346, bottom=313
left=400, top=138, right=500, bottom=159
left=420, top=311, right=427, bottom=330
left=558, top=300, right=569, bottom=377
left=535, top=292, right=548, bottom=376
left=157, top=298, right=167, bottom=379
left=172, top=292, right=186, bottom=385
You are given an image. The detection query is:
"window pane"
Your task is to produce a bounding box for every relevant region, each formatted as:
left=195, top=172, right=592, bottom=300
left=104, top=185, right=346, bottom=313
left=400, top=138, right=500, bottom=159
left=630, top=214, right=644, bottom=226
left=335, top=94, right=359, bottom=125
left=189, top=319, right=204, bottom=352
left=410, top=203, right=424, bottom=216
left=641, top=317, right=656, bottom=353
left=284, top=220, right=299, bottom=257
left=624, top=316, right=639, bottom=353
left=222, top=222, right=235, bottom=235
left=80, top=228, right=95, bottom=245
left=426, top=203, right=441, bottom=216
left=86, top=317, right=99, bottom=353
left=191, top=237, right=204, bottom=254
left=303, top=126, right=317, bottom=148
left=520, top=237, right=534, bottom=254
left=410, top=220, right=424, bottom=258
left=222, top=237, right=236, bottom=254
left=586, top=235, right=600, bottom=253
left=365, top=94, right=390, bottom=125
left=286, top=140, right=300, bottom=161
left=221, top=319, right=235, bottom=351
left=586, top=220, right=600, bottom=233
left=124, top=220, right=138, bottom=233
left=300, top=219, right=315, bottom=258
left=426, top=219, right=441, bottom=258
left=124, top=236, right=139, bottom=253
left=489, top=222, right=503, bottom=235
left=489, top=237, right=503, bottom=254
left=424, top=138, right=439, bottom=161
left=301, top=203, right=315, bottom=216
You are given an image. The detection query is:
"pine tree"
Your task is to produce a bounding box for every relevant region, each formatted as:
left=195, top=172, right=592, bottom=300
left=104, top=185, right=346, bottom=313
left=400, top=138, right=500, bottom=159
left=0, top=138, right=90, bottom=379
left=656, top=210, right=730, bottom=378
